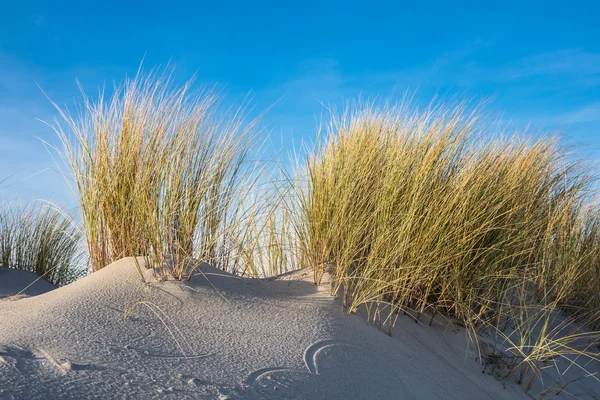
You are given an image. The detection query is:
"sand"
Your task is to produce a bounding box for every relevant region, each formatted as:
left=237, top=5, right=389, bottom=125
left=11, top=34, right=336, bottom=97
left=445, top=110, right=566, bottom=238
left=0, top=267, right=56, bottom=300
left=0, top=258, right=594, bottom=399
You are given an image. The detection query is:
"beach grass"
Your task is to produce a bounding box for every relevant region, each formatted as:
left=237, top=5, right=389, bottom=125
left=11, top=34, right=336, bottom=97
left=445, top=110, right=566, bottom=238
left=45, top=71, right=600, bottom=393
left=292, top=102, right=600, bottom=392
left=50, top=71, right=265, bottom=279
left=0, top=202, right=83, bottom=286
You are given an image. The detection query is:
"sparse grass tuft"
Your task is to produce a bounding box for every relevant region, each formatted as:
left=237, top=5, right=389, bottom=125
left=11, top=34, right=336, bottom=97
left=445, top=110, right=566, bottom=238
left=0, top=202, right=84, bottom=286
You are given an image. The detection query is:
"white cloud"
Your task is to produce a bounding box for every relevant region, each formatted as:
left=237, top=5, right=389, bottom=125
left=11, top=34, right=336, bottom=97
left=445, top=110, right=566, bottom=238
left=542, top=102, right=600, bottom=126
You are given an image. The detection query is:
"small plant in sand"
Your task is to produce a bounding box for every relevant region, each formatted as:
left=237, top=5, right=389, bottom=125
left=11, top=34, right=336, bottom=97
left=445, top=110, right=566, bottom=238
left=0, top=202, right=84, bottom=286
left=292, top=101, right=600, bottom=395
left=50, top=71, right=267, bottom=279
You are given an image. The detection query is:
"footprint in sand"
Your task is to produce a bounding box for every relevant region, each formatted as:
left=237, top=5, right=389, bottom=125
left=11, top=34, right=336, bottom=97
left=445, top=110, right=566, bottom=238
left=0, top=345, right=109, bottom=377
left=237, top=339, right=407, bottom=399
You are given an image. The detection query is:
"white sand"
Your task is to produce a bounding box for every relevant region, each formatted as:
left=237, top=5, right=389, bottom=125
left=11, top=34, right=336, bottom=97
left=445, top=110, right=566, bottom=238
left=0, top=267, right=56, bottom=300
left=0, top=257, right=589, bottom=399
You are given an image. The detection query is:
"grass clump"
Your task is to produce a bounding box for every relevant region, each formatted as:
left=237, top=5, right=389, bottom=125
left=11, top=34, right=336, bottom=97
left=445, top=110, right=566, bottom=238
left=51, top=71, right=262, bottom=279
left=295, top=102, right=600, bottom=393
left=0, top=203, right=83, bottom=286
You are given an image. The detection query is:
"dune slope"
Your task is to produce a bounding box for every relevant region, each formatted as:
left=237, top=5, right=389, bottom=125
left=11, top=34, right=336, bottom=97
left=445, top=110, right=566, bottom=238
left=0, top=258, right=528, bottom=400
left=0, top=267, right=56, bottom=300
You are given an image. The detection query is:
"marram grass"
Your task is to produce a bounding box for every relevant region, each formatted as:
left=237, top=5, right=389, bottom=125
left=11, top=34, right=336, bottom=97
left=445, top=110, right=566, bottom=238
left=50, top=71, right=264, bottom=279
left=47, top=71, right=599, bottom=395
left=294, top=102, right=600, bottom=393
left=0, top=202, right=83, bottom=286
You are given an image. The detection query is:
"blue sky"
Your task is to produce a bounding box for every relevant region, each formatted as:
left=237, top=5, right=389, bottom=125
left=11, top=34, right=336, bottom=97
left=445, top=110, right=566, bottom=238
left=1, top=1, right=599, bottom=206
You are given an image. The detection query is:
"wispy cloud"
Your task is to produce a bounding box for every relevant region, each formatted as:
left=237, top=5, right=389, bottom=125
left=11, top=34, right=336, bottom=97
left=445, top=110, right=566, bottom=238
left=537, top=102, right=600, bottom=126
left=260, top=44, right=600, bottom=158
left=269, top=59, right=352, bottom=105
left=31, top=15, right=46, bottom=27
left=498, top=49, right=600, bottom=81
left=366, top=46, right=600, bottom=91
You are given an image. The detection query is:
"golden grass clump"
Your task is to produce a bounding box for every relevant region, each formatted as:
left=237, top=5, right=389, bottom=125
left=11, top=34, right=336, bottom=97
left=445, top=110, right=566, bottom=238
left=51, top=71, right=261, bottom=279
left=0, top=203, right=83, bottom=286
left=296, top=102, right=600, bottom=392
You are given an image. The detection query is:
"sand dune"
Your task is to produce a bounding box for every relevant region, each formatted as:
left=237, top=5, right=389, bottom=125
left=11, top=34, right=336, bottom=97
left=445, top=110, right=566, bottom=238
left=0, top=267, right=56, bottom=300
left=0, top=258, right=530, bottom=399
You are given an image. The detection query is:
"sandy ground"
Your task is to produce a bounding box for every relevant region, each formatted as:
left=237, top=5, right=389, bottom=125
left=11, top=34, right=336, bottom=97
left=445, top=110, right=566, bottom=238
left=0, top=267, right=56, bottom=300
left=0, top=258, right=584, bottom=399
